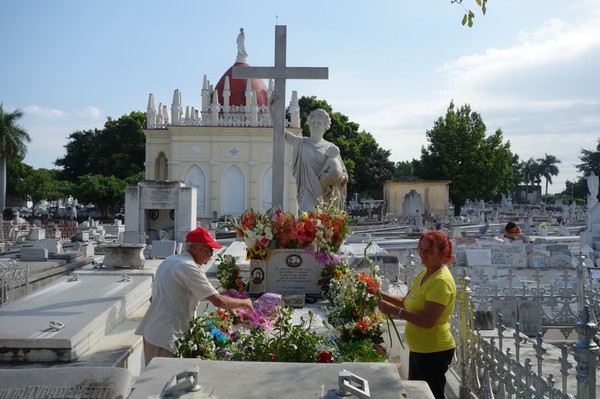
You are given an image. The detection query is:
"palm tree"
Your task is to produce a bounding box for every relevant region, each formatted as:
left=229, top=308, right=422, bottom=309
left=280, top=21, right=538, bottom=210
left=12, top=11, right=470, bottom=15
left=520, top=158, right=540, bottom=204
left=537, top=153, right=561, bottom=203
left=0, top=103, right=31, bottom=214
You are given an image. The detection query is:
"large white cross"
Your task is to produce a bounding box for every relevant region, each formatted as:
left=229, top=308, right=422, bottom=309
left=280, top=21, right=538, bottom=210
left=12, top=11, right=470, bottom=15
left=232, top=25, right=328, bottom=210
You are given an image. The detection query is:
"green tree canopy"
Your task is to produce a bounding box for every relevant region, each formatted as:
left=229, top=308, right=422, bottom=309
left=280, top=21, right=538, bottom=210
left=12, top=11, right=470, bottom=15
left=413, top=101, right=514, bottom=215
left=55, top=112, right=146, bottom=182
left=18, top=168, right=64, bottom=215
left=297, top=96, right=395, bottom=199
left=0, top=103, right=31, bottom=212
left=75, top=174, right=129, bottom=216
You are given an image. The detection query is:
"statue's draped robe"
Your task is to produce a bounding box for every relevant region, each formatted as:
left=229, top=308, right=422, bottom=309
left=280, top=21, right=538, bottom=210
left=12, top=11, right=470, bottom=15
left=291, top=138, right=347, bottom=212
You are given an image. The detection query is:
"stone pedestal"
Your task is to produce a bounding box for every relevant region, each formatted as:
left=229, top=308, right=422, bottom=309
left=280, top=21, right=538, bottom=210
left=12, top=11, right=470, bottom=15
left=100, top=244, right=146, bottom=269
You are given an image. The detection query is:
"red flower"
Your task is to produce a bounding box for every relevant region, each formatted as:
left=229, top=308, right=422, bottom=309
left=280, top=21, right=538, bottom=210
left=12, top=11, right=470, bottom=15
left=357, top=321, right=369, bottom=331
left=357, top=272, right=380, bottom=295
left=317, top=351, right=333, bottom=363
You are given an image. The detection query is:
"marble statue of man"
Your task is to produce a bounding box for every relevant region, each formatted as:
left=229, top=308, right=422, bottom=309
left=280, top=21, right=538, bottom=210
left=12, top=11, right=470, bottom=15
left=236, top=28, right=248, bottom=62
left=284, top=109, right=348, bottom=213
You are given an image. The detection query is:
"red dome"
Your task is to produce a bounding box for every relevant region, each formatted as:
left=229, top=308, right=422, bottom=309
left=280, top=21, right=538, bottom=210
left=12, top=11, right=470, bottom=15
left=212, top=62, right=268, bottom=107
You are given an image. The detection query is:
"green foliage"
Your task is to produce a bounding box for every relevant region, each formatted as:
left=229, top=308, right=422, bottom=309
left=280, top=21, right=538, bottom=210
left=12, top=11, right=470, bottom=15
left=75, top=174, right=128, bottom=215
left=176, top=307, right=332, bottom=363
left=215, top=254, right=246, bottom=293
left=0, top=103, right=32, bottom=212
left=55, top=112, right=146, bottom=182
left=298, top=96, right=395, bottom=199
left=576, top=138, right=600, bottom=178
left=394, top=160, right=416, bottom=180
left=19, top=168, right=64, bottom=212
left=537, top=153, right=561, bottom=201
left=453, top=0, right=487, bottom=28
left=0, top=103, right=31, bottom=159
left=559, top=138, right=600, bottom=200
left=414, top=101, right=515, bottom=214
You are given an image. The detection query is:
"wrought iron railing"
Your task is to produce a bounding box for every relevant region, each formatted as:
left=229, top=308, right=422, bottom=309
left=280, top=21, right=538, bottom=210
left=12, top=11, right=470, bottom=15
left=0, top=259, right=28, bottom=307
left=402, top=252, right=599, bottom=398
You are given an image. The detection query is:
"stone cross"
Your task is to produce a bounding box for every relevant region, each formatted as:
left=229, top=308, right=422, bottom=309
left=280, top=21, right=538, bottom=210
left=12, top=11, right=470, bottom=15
left=232, top=25, right=328, bottom=210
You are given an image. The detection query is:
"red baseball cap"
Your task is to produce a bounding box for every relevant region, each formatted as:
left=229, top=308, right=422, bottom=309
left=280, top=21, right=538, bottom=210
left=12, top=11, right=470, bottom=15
left=185, top=227, right=223, bottom=249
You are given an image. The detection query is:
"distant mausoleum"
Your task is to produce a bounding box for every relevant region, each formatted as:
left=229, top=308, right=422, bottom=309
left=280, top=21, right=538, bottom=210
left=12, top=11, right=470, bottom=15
left=383, top=180, right=451, bottom=218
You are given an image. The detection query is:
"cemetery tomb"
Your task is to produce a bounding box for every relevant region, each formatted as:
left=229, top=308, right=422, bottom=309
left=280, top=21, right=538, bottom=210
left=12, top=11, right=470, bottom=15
left=129, top=357, right=413, bottom=399
left=0, top=274, right=151, bottom=362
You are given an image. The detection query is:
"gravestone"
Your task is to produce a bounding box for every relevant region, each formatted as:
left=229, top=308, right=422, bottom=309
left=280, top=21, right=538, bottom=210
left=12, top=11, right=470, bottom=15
left=27, top=227, right=45, bottom=241
left=32, top=239, right=62, bottom=254
left=128, top=357, right=421, bottom=399
left=0, top=274, right=152, bottom=362
left=248, top=250, right=323, bottom=296
left=20, top=247, right=48, bottom=261
left=465, top=250, right=492, bottom=266
left=150, top=239, right=177, bottom=259
left=0, top=367, right=133, bottom=399
left=528, top=250, right=551, bottom=268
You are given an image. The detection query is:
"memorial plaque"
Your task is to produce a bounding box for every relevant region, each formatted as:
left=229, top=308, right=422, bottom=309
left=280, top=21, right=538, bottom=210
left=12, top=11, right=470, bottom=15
left=248, top=259, right=267, bottom=294
left=266, top=250, right=323, bottom=295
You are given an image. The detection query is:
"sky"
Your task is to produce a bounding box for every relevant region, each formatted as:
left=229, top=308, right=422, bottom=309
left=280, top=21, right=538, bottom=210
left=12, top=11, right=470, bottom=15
left=2, top=0, right=599, bottom=195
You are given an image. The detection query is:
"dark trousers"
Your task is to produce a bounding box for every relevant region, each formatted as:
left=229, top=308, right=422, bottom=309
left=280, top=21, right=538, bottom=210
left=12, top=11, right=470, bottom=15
left=409, top=348, right=455, bottom=399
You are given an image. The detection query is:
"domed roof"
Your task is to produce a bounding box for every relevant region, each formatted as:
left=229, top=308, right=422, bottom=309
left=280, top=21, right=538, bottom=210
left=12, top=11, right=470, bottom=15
left=212, top=62, right=268, bottom=107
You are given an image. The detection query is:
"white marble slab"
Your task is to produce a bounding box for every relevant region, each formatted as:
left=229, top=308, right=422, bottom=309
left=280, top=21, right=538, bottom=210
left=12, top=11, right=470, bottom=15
left=0, top=274, right=151, bottom=362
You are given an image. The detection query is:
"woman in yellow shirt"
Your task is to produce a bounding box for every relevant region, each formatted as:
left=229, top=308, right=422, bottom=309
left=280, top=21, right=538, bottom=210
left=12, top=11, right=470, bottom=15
left=377, top=230, right=456, bottom=399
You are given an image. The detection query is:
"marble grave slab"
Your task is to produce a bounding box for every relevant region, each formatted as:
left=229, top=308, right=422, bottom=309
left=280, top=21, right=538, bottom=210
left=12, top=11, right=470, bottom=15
left=0, top=274, right=151, bottom=362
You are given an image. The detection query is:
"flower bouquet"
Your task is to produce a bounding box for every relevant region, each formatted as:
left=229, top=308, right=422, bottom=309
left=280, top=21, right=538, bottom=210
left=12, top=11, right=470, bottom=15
left=231, top=198, right=351, bottom=261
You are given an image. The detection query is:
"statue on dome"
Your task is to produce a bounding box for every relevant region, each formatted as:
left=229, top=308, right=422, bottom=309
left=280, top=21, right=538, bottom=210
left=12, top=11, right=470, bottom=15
left=236, top=28, right=248, bottom=63
left=283, top=108, right=348, bottom=213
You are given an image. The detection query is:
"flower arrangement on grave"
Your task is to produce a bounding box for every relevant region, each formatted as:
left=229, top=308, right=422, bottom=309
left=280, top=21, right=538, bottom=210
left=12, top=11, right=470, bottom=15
left=215, top=254, right=246, bottom=294
left=176, top=293, right=335, bottom=363
left=322, top=263, right=387, bottom=362
left=231, top=198, right=351, bottom=261
left=176, top=272, right=391, bottom=364
left=320, top=246, right=404, bottom=352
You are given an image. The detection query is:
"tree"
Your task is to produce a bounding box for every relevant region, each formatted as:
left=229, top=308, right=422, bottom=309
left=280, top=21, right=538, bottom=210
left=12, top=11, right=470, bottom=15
left=55, top=112, right=146, bottom=182
left=0, top=103, right=31, bottom=213
left=54, top=129, right=101, bottom=181
left=75, top=174, right=129, bottom=216
left=519, top=158, right=540, bottom=203
left=536, top=153, right=561, bottom=202
left=17, top=168, right=63, bottom=216
left=413, top=101, right=514, bottom=215
left=576, top=138, right=600, bottom=178
left=297, top=96, right=395, bottom=199
left=394, top=161, right=416, bottom=180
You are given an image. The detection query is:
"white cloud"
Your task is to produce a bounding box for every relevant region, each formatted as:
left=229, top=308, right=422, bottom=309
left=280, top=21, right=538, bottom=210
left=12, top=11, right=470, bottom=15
left=76, top=105, right=102, bottom=118
left=23, top=105, right=67, bottom=118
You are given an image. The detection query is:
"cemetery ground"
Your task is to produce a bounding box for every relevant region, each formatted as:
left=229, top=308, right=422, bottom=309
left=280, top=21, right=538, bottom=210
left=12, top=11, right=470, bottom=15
left=0, top=213, right=599, bottom=398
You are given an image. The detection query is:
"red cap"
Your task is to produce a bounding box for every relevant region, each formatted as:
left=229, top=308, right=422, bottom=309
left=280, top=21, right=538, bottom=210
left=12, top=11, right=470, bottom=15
left=185, top=227, right=223, bottom=249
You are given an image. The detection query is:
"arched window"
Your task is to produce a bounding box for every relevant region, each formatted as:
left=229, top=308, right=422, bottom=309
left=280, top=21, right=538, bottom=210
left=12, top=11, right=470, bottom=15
left=222, top=165, right=246, bottom=216
left=184, top=165, right=206, bottom=216
left=155, top=152, right=168, bottom=181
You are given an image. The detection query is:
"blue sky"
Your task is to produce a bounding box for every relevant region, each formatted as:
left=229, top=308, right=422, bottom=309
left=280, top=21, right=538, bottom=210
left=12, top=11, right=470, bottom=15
left=2, top=0, right=599, bottom=195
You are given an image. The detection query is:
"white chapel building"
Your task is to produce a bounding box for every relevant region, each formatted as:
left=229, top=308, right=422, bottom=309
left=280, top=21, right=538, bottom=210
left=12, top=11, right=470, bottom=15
left=124, top=30, right=301, bottom=243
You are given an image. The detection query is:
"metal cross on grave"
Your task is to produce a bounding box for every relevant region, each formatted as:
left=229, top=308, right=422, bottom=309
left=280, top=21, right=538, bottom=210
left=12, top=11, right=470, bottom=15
left=232, top=25, right=328, bottom=211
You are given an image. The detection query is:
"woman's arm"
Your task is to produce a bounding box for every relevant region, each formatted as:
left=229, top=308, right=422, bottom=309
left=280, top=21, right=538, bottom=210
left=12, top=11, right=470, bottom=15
left=378, top=299, right=447, bottom=329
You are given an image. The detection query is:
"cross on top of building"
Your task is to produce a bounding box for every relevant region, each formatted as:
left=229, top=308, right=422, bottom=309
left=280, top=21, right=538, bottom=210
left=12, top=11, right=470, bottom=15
left=232, top=25, right=328, bottom=211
